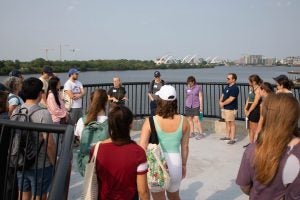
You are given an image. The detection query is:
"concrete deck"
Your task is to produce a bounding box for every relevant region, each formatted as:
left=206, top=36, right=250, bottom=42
left=68, top=119, right=249, bottom=200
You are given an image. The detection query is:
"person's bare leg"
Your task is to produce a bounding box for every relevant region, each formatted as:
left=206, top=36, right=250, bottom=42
left=225, top=121, right=231, bottom=138
left=188, top=116, right=194, bottom=137
left=166, top=190, right=180, bottom=200
left=151, top=191, right=166, bottom=200
left=193, top=116, right=203, bottom=134
left=249, top=122, right=258, bottom=143
left=18, top=191, right=31, bottom=200
left=229, top=121, right=236, bottom=140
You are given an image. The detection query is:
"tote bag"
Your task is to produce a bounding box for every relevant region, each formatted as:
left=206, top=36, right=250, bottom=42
left=81, top=142, right=101, bottom=200
left=147, top=116, right=170, bottom=192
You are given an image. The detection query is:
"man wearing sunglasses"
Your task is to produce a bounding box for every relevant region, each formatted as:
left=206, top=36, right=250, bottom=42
left=219, top=73, right=239, bottom=145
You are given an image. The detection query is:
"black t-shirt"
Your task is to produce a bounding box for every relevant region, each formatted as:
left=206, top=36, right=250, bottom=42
left=108, top=86, right=126, bottom=101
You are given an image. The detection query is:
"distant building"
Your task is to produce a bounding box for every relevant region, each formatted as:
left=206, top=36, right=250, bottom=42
left=244, top=55, right=263, bottom=65
left=263, top=57, right=276, bottom=65
left=281, top=56, right=300, bottom=66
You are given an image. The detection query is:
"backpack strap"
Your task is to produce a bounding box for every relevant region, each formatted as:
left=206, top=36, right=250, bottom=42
left=24, top=105, right=46, bottom=151
left=148, top=116, right=159, bottom=144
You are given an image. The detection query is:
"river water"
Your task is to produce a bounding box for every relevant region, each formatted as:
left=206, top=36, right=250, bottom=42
left=0, top=65, right=298, bottom=84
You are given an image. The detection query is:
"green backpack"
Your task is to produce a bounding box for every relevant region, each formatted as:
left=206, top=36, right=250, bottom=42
left=77, top=116, right=109, bottom=176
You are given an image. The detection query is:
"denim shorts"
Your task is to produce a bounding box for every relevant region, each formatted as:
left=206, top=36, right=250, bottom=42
left=17, top=166, right=54, bottom=196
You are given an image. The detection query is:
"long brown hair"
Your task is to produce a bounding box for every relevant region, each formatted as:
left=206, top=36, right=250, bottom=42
left=254, top=93, right=300, bottom=185
left=85, top=89, right=108, bottom=125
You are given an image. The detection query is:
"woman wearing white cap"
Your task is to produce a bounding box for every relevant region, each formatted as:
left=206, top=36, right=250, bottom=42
left=139, top=85, right=190, bottom=200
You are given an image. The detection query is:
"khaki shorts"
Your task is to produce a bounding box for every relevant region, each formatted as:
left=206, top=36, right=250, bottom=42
left=221, top=109, right=237, bottom=122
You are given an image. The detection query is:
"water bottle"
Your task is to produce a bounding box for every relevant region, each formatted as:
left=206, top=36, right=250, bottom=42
left=199, top=112, right=204, bottom=121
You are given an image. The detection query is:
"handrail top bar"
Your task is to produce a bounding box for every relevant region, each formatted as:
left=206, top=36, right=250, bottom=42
left=82, top=82, right=253, bottom=87
left=0, top=119, right=70, bottom=133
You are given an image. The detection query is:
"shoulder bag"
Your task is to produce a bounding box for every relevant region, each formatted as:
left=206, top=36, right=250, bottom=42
left=81, top=142, right=101, bottom=200
left=147, top=116, right=170, bottom=192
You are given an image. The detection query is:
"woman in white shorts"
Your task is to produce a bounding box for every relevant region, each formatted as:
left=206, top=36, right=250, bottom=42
left=139, top=85, right=190, bottom=200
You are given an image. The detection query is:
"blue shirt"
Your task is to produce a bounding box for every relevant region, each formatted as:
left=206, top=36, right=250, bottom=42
left=222, top=84, right=239, bottom=110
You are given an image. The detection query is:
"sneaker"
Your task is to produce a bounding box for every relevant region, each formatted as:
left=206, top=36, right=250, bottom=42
left=220, top=137, right=230, bottom=140
left=243, top=143, right=250, bottom=148
left=227, top=140, right=236, bottom=145
left=189, top=132, right=196, bottom=138
left=195, top=133, right=205, bottom=140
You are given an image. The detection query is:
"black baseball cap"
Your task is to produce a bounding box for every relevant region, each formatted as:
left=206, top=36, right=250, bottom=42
left=43, top=66, right=53, bottom=75
left=154, top=71, right=161, bottom=77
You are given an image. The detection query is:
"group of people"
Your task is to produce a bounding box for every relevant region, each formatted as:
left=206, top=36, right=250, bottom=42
left=1, top=68, right=299, bottom=200
left=0, top=67, right=86, bottom=199
left=218, top=72, right=299, bottom=199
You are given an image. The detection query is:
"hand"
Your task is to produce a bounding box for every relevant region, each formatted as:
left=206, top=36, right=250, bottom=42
left=113, top=97, right=119, bottom=102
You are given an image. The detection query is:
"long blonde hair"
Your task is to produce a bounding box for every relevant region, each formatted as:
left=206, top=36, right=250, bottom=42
left=255, top=93, right=300, bottom=185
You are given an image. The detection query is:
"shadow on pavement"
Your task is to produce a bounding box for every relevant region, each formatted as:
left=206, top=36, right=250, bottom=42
left=206, top=179, right=243, bottom=200
left=180, top=181, right=203, bottom=199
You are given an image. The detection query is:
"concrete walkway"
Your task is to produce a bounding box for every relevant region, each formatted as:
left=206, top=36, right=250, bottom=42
left=68, top=130, right=249, bottom=200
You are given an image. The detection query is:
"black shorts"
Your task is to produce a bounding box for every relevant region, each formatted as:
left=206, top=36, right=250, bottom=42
left=185, top=106, right=199, bottom=117
left=248, top=105, right=260, bottom=123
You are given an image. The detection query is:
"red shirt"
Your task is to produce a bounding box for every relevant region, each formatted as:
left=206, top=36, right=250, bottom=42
left=91, top=141, right=148, bottom=200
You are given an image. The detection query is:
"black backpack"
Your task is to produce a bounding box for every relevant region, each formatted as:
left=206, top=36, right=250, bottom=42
left=9, top=106, right=44, bottom=170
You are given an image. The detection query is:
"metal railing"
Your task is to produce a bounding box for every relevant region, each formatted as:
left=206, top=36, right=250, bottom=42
left=0, top=119, right=73, bottom=200
left=81, top=82, right=300, bottom=120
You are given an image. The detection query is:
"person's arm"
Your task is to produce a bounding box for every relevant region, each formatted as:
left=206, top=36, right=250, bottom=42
left=74, top=118, right=84, bottom=139
left=137, top=174, right=150, bottom=200
left=65, top=90, right=74, bottom=99
left=43, top=133, right=57, bottom=165
left=220, top=96, right=236, bottom=108
left=244, top=98, right=249, bottom=114
left=121, top=88, right=128, bottom=101
left=47, top=93, right=67, bottom=118
left=181, top=117, right=190, bottom=179
left=73, top=87, right=85, bottom=100
left=199, top=90, right=203, bottom=112
left=148, top=81, right=154, bottom=101
left=138, top=118, right=151, bottom=151
left=219, top=94, right=224, bottom=108
left=245, top=89, right=261, bottom=117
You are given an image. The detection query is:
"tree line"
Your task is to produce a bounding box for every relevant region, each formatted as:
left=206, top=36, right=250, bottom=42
left=0, top=58, right=214, bottom=75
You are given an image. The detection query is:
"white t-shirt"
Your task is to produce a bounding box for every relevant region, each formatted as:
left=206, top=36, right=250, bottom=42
left=63, top=79, right=83, bottom=108
left=74, top=115, right=108, bottom=139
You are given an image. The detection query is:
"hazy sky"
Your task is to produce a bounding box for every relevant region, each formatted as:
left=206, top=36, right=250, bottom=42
left=0, top=0, right=299, bottom=61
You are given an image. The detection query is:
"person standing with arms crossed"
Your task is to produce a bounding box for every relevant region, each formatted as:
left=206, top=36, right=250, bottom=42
left=219, top=73, right=239, bottom=145
left=148, top=71, right=165, bottom=116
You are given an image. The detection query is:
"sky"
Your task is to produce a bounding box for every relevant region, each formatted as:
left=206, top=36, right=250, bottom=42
left=0, top=0, right=299, bottom=61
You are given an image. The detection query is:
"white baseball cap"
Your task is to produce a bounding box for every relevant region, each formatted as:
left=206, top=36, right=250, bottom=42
left=155, top=85, right=177, bottom=101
